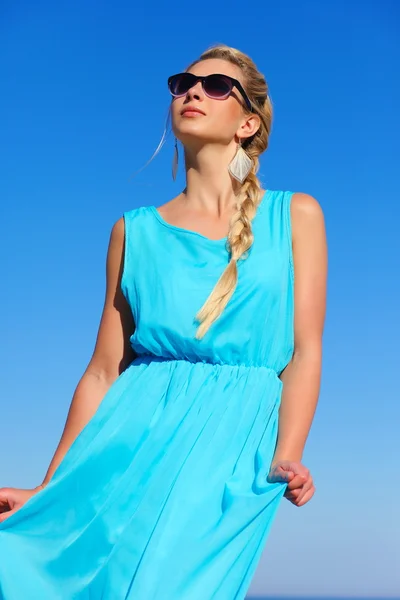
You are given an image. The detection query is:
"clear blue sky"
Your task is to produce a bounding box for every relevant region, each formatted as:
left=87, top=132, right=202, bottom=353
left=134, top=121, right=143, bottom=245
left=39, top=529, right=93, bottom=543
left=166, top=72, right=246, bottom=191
left=1, top=1, right=399, bottom=598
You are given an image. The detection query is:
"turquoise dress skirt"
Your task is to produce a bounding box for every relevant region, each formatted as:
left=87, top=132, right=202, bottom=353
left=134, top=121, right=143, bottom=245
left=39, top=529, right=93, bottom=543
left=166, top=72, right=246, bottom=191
left=0, top=189, right=295, bottom=599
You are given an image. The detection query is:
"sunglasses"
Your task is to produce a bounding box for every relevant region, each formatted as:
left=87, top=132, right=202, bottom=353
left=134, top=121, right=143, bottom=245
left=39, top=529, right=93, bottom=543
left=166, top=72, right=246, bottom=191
left=167, top=72, right=253, bottom=112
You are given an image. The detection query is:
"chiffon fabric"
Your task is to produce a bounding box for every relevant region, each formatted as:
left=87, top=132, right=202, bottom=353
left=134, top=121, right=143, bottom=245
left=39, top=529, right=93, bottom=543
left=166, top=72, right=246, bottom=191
left=0, top=189, right=295, bottom=599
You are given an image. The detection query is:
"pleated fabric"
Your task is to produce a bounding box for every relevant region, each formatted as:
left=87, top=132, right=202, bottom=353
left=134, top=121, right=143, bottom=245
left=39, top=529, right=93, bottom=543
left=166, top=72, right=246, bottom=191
left=0, top=189, right=295, bottom=599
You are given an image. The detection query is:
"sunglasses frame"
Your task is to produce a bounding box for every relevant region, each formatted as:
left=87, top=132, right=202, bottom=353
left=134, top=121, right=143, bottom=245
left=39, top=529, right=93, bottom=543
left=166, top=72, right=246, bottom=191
left=168, top=72, right=253, bottom=113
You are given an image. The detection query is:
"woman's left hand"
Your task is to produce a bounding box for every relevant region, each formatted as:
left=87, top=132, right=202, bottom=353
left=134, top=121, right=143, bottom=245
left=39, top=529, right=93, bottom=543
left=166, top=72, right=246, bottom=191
left=267, top=459, right=315, bottom=507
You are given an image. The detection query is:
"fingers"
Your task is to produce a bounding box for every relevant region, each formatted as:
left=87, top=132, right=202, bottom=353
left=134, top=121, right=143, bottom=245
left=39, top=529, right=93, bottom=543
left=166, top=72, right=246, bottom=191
left=270, top=460, right=310, bottom=483
left=269, top=460, right=315, bottom=507
left=0, top=489, right=12, bottom=513
left=297, top=486, right=315, bottom=507
left=268, top=471, right=293, bottom=484
left=0, top=508, right=17, bottom=523
left=277, top=469, right=295, bottom=482
left=296, top=477, right=315, bottom=502
left=286, top=474, right=307, bottom=490
left=285, top=481, right=315, bottom=506
left=284, top=487, right=300, bottom=501
left=0, top=488, right=11, bottom=500
left=270, top=460, right=315, bottom=507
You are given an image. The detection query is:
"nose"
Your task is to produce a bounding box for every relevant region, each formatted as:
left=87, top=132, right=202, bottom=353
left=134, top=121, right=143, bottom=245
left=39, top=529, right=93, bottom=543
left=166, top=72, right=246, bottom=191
left=184, top=81, right=204, bottom=103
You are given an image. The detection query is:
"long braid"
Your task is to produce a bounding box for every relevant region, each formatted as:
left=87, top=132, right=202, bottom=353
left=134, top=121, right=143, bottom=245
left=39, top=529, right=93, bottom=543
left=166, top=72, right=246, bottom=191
left=185, top=45, right=272, bottom=340
left=195, top=164, right=263, bottom=339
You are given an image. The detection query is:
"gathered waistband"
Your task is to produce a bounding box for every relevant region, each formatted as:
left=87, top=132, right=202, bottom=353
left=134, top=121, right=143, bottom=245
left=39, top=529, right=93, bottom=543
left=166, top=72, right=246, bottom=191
left=131, top=353, right=279, bottom=376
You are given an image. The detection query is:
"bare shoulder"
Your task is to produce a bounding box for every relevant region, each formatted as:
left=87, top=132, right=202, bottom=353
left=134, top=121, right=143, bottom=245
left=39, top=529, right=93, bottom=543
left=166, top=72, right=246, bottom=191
left=291, top=192, right=324, bottom=218
left=102, top=217, right=126, bottom=279
left=290, top=192, right=326, bottom=241
left=110, top=216, right=125, bottom=241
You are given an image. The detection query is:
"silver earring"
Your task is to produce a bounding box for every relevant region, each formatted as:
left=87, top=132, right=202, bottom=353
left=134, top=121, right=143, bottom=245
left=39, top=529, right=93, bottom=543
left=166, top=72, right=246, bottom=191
left=228, top=140, right=253, bottom=183
left=172, top=138, right=179, bottom=181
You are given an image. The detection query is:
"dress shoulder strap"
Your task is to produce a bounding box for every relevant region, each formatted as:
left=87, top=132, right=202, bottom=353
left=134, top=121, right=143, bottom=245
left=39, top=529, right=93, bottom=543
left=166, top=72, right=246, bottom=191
left=254, top=189, right=294, bottom=283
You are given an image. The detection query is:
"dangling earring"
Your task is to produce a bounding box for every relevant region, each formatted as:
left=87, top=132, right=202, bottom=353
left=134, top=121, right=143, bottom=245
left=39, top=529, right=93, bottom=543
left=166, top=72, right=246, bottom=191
left=228, top=139, right=253, bottom=184
left=172, top=138, right=179, bottom=181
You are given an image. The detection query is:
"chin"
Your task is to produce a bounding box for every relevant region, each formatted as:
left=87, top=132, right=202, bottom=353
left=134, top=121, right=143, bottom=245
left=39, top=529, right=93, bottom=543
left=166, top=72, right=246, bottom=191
left=176, top=123, right=228, bottom=143
left=175, top=127, right=215, bottom=144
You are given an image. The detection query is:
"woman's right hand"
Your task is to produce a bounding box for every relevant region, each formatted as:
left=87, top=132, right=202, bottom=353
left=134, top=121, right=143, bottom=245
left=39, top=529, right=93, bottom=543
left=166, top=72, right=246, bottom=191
left=0, top=484, right=46, bottom=523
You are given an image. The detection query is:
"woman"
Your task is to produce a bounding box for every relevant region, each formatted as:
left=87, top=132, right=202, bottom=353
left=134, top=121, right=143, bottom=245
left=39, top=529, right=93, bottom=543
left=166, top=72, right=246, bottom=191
left=0, top=44, right=327, bottom=599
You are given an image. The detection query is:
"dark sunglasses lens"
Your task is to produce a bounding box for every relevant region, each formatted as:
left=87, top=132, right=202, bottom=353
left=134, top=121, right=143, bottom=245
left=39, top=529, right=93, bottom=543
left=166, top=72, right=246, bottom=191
left=204, top=75, right=232, bottom=98
left=169, top=73, right=196, bottom=96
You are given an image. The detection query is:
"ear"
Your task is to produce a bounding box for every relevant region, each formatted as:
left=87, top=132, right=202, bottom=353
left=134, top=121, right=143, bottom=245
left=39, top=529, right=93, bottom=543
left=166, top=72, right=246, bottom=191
left=236, top=113, right=261, bottom=141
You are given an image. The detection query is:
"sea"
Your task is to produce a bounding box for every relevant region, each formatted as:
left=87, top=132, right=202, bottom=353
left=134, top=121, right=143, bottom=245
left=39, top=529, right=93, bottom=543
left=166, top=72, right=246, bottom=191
left=245, top=597, right=399, bottom=600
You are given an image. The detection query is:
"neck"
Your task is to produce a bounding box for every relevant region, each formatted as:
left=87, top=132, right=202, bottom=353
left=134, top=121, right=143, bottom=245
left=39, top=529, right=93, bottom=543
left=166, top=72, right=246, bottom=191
left=181, top=142, right=239, bottom=215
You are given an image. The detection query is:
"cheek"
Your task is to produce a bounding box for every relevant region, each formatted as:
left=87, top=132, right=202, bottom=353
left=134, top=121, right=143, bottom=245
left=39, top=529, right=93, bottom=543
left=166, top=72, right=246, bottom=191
left=170, top=100, right=181, bottom=123
left=209, top=103, right=240, bottom=138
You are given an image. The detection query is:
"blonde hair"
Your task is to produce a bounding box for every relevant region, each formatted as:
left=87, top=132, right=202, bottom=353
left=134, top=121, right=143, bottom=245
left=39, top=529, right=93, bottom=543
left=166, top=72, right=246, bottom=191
left=185, top=44, right=273, bottom=340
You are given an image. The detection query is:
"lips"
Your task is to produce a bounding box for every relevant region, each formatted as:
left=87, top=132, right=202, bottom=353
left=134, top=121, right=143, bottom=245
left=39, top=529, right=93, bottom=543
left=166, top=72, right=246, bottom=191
left=181, top=107, right=205, bottom=116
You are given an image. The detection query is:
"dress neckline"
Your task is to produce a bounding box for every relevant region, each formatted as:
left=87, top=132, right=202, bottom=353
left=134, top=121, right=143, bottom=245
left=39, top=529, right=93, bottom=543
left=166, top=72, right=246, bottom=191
left=148, top=189, right=269, bottom=244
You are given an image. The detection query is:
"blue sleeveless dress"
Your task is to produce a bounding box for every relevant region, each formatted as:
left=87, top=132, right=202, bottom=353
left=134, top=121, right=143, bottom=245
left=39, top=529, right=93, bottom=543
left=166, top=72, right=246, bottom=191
left=0, top=189, right=295, bottom=600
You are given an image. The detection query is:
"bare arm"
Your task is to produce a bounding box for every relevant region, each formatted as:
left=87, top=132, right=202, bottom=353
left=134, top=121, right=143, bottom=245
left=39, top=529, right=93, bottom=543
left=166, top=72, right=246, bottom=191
left=273, top=192, right=328, bottom=465
left=41, top=216, right=135, bottom=487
